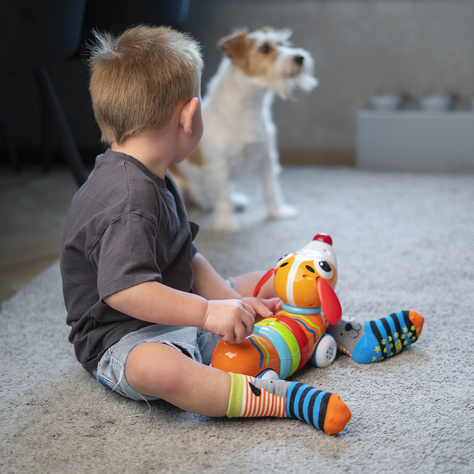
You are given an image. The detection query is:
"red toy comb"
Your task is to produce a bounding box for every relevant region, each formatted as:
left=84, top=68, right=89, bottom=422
left=313, top=233, right=333, bottom=246
left=253, top=267, right=276, bottom=297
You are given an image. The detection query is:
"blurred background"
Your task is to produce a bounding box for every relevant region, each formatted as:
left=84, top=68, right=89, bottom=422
left=1, top=0, right=473, bottom=173
left=1, top=0, right=473, bottom=300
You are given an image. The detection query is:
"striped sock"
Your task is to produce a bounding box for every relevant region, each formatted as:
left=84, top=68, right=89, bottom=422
left=226, top=373, right=351, bottom=435
left=351, top=310, right=424, bottom=364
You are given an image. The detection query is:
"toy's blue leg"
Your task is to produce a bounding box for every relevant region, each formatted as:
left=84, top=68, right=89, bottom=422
left=327, top=310, right=424, bottom=364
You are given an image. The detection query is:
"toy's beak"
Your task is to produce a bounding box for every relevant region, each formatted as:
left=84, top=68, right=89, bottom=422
left=317, top=277, right=342, bottom=325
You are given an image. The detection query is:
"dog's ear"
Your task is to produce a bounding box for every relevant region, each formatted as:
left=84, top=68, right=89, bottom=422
left=218, top=29, right=249, bottom=64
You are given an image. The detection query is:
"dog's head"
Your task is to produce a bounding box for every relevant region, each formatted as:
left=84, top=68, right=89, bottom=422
left=218, top=27, right=318, bottom=98
left=254, top=234, right=342, bottom=324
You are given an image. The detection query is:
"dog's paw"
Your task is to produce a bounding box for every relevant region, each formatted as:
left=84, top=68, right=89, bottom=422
left=213, top=215, right=239, bottom=232
left=230, top=192, right=250, bottom=212
left=270, top=204, right=298, bottom=219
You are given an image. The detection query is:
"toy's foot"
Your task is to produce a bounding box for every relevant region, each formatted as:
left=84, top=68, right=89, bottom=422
left=312, top=334, right=337, bottom=368
left=351, top=310, right=424, bottom=364
left=257, top=369, right=280, bottom=380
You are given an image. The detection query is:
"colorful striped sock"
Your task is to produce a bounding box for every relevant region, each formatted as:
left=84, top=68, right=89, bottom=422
left=350, top=310, right=424, bottom=364
left=226, top=373, right=351, bottom=435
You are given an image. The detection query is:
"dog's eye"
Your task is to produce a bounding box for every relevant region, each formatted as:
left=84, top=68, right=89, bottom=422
left=259, top=43, right=272, bottom=54
left=315, top=259, right=333, bottom=280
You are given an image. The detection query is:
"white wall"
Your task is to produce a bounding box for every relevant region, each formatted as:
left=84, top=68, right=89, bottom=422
left=183, top=0, right=474, bottom=156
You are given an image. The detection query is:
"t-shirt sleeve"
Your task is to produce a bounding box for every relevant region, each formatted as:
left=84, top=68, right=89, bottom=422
left=92, top=213, right=162, bottom=300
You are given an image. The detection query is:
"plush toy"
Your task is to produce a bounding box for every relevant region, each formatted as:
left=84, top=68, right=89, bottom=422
left=212, top=233, right=424, bottom=379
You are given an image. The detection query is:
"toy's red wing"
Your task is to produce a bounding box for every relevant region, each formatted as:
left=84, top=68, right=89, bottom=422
left=317, top=277, right=342, bottom=325
left=253, top=268, right=276, bottom=297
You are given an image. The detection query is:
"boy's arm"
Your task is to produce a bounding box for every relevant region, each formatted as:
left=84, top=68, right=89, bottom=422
left=191, top=252, right=241, bottom=300
left=104, top=278, right=255, bottom=343
left=192, top=252, right=278, bottom=320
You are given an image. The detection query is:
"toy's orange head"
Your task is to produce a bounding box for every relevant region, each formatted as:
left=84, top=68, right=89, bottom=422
left=254, top=233, right=342, bottom=324
left=274, top=234, right=337, bottom=308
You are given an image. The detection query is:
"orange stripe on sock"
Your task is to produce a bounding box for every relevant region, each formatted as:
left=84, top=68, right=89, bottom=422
left=254, top=390, right=262, bottom=417
left=257, top=390, right=265, bottom=417
left=266, top=392, right=274, bottom=417
left=240, top=376, right=288, bottom=419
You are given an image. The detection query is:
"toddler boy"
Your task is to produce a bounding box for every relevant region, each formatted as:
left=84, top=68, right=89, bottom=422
left=60, top=26, right=351, bottom=435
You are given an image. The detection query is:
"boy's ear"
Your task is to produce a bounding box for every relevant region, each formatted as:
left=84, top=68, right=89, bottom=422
left=180, top=97, right=199, bottom=135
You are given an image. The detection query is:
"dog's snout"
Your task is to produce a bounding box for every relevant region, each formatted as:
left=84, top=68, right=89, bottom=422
left=294, top=55, right=304, bottom=66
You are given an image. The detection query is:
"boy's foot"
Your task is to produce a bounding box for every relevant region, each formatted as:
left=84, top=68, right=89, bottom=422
left=227, top=373, right=351, bottom=435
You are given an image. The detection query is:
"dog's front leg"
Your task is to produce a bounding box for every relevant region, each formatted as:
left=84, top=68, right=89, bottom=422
left=261, top=120, right=297, bottom=219
left=208, top=160, right=237, bottom=232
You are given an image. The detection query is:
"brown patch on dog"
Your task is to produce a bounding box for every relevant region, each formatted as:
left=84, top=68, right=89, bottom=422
left=187, top=146, right=203, bottom=166
left=218, top=29, right=251, bottom=68
left=218, top=28, right=280, bottom=79
left=169, top=147, right=203, bottom=180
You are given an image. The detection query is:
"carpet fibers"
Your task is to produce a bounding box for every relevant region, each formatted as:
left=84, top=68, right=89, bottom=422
left=1, top=166, right=473, bottom=473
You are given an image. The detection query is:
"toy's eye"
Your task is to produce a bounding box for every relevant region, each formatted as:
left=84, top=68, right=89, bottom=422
left=315, top=259, right=333, bottom=280
left=276, top=253, right=291, bottom=266
left=259, top=42, right=272, bottom=54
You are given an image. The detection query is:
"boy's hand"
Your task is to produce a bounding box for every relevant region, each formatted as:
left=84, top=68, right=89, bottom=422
left=202, top=300, right=256, bottom=344
left=241, top=297, right=282, bottom=322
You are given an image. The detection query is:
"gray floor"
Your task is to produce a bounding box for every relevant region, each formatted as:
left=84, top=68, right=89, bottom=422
left=1, top=163, right=473, bottom=473
left=0, top=165, right=80, bottom=303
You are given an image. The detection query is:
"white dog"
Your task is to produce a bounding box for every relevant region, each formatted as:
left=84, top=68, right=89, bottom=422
left=172, top=27, right=318, bottom=231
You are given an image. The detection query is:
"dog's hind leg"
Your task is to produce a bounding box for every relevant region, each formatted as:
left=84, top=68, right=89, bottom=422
left=207, top=158, right=237, bottom=231
left=260, top=119, right=297, bottom=219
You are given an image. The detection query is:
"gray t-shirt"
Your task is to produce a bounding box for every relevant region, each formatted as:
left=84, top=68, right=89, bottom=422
left=60, top=150, right=199, bottom=373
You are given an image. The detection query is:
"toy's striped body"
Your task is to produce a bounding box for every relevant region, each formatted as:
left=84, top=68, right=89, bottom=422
left=211, top=233, right=424, bottom=378
left=212, top=308, right=327, bottom=379
left=212, top=233, right=341, bottom=379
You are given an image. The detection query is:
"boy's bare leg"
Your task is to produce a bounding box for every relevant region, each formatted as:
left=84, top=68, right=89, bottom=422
left=126, top=342, right=231, bottom=416
left=126, top=335, right=351, bottom=434
left=234, top=271, right=276, bottom=299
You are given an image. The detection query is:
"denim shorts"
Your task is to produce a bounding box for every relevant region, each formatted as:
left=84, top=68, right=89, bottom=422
left=93, top=324, right=221, bottom=401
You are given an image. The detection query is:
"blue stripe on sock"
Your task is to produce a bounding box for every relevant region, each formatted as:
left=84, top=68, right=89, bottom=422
left=298, top=386, right=313, bottom=421
left=385, top=314, right=398, bottom=340
left=286, top=383, right=300, bottom=419
left=380, top=317, right=394, bottom=358
left=387, top=312, right=403, bottom=354
left=394, top=310, right=413, bottom=348
left=303, top=389, right=324, bottom=430
left=374, top=318, right=389, bottom=356
left=292, top=385, right=304, bottom=420
left=286, top=383, right=333, bottom=432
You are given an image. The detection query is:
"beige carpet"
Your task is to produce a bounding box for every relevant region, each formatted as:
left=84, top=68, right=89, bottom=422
left=1, top=166, right=473, bottom=473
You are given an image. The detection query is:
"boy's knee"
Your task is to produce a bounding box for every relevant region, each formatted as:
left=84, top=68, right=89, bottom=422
left=126, top=342, right=183, bottom=398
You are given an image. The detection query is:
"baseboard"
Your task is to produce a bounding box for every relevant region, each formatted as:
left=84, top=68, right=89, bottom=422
left=280, top=150, right=356, bottom=167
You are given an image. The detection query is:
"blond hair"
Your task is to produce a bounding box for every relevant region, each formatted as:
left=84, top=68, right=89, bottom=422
left=88, top=25, right=203, bottom=144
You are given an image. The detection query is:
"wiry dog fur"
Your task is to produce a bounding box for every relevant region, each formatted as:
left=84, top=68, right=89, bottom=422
left=172, top=27, right=318, bottom=231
